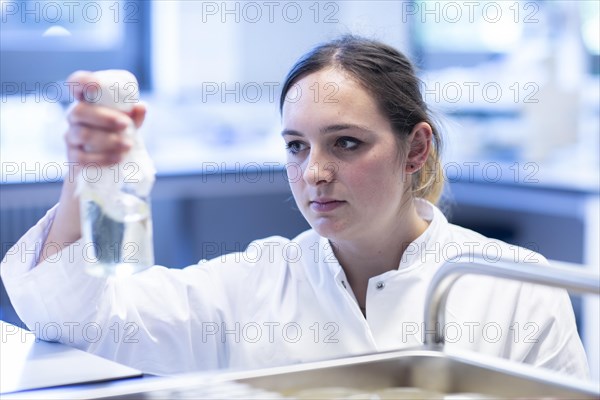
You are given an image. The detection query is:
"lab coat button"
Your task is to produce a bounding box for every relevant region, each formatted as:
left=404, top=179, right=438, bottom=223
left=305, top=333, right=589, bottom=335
left=375, top=281, right=385, bottom=290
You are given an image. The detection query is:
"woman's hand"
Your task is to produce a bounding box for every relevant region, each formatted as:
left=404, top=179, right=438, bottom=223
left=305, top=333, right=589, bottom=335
left=64, top=70, right=147, bottom=169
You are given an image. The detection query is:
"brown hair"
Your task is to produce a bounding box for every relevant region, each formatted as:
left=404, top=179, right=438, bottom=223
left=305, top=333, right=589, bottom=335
left=279, top=35, right=444, bottom=204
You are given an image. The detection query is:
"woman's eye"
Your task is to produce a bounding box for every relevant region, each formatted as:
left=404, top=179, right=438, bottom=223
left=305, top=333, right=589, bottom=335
left=336, top=137, right=361, bottom=150
left=285, top=141, right=307, bottom=154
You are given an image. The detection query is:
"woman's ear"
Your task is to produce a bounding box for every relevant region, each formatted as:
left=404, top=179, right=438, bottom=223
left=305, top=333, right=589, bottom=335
left=405, top=122, right=432, bottom=174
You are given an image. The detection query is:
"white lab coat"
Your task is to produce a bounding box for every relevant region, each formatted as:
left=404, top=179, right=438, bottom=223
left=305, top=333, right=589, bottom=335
left=0, top=199, right=589, bottom=378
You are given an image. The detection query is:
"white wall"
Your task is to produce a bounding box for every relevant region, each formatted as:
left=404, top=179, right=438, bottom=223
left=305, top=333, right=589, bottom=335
left=150, top=1, right=410, bottom=100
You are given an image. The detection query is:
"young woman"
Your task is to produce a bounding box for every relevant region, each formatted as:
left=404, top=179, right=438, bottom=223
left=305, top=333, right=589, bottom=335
left=1, top=36, right=589, bottom=378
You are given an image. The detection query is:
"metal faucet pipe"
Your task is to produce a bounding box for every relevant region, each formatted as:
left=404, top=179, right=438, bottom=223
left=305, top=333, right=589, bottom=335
left=424, top=256, right=600, bottom=346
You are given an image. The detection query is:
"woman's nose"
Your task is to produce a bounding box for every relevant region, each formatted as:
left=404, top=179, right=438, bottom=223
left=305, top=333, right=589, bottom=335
left=303, top=150, right=337, bottom=185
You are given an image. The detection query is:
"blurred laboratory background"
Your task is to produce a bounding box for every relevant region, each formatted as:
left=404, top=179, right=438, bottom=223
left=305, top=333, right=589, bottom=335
left=1, top=0, right=598, bottom=380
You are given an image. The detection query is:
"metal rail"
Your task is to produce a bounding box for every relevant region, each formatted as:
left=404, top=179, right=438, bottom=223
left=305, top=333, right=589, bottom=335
left=424, top=256, right=600, bottom=345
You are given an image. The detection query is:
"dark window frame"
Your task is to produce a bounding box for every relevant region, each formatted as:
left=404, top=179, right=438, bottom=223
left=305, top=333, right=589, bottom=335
left=0, top=0, right=152, bottom=93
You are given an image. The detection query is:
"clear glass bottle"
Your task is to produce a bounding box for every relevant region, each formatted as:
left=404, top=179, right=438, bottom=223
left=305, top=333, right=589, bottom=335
left=78, top=70, right=156, bottom=277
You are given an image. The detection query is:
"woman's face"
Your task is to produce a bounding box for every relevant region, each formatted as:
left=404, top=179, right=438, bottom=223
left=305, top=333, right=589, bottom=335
left=282, top=68, right=410, bottom=242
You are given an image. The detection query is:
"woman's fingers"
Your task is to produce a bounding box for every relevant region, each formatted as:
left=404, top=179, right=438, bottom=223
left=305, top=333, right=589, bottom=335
left=130, top=102, right=147, bottom=129
left=65, top=127, right=130, bottom=166
left=65, top=70, right=95, bottom=102
left=65, top=70, right=129, bottom=105
left=65, top=124, right=132, bottom=153
left=66, top=142, right=121, bottom=166
left=67, top=102, right=130, bottom=131
left=65, top=102, right=134, bottom=166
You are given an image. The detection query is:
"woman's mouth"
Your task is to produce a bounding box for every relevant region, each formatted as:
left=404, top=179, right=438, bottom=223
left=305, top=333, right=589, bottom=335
left=309, top=200, right=345, bottom=213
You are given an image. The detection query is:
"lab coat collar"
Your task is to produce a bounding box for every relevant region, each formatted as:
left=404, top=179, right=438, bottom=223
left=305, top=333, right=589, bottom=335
left=316, top=198, right=448, bottom=282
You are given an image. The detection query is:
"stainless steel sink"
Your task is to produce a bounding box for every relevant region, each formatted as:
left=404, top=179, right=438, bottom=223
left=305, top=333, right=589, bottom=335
left=234, top=348, right=599, bottom=399
left=98, top=347, right=598, bottom=399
